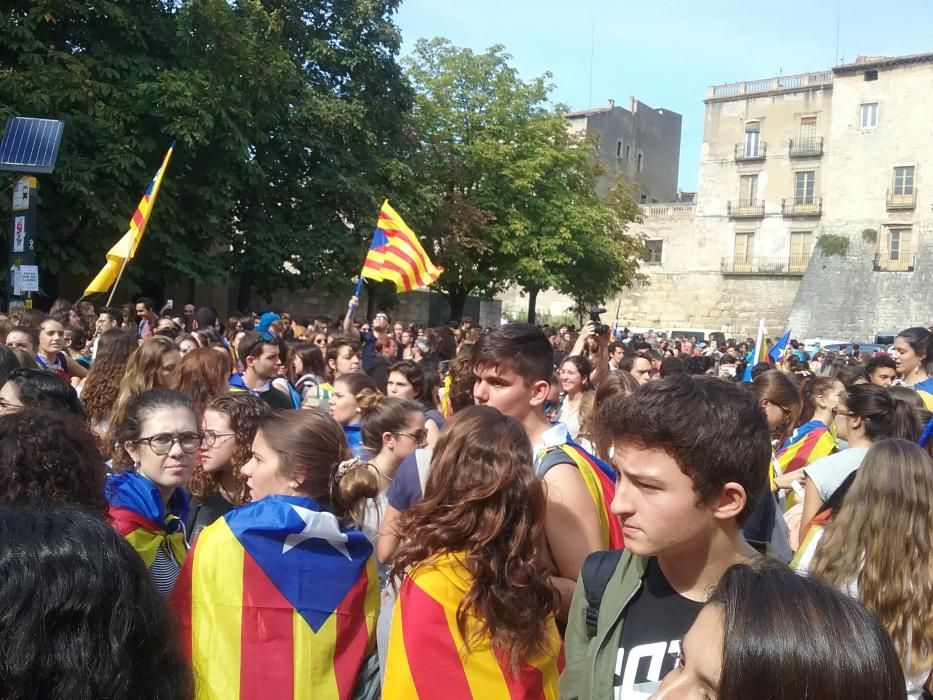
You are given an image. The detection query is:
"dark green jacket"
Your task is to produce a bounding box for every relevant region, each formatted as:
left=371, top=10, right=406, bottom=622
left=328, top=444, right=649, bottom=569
left=560, top=551, right=648, bottom=700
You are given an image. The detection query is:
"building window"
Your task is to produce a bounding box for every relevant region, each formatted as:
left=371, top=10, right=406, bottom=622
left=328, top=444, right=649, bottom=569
left=794, top=171, right=815, bottom=204
left=645, top=240, right=663, bottom=264
left=889, top=229, right=910, bottom=261
left=799, top=116, right=817, bottom=142
left=640, top=193, right=647, bottom=203
left=744, top=121, right=761, bottom=157
left=860, top=103, right=878, bottom=128
left=893, top=166, right=915, bottom=195
left=739, top=174, right=758, bottom=203
left=636, top=152, right=643, bottom=172
left=733, top=232, right=754, bottom=271
left=616, top=140, right=623, bottom=159
left=790, top=231, right=812, bottom=271
left=624, top=144, right=631, bottom=161
left=876, top=227, right=914, bottom=271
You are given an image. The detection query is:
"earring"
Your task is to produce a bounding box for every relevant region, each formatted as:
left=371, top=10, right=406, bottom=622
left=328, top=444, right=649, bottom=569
left=288, top=481, right=299, bottom=490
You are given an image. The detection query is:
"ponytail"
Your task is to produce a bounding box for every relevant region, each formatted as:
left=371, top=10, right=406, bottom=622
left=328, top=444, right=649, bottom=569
left=798, top=376, right=837, bottom=424
left=846, top=384, right=922, bottom=442
left=332, top=458, right=380, bottom=525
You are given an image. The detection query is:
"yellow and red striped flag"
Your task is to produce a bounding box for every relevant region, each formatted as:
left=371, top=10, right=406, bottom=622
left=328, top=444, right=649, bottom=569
left=775, top=420, right=836, bottom=475
left=361, top=200, right=442, bottom=292
left=84, top=142, right=174, bottom=296
left=383, top=553, right=563, bottom=699
left=170, top=496, right=379, bottom=700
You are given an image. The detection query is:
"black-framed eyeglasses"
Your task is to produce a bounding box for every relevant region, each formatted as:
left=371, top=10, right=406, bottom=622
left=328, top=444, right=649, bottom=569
left=136, top=432, right=203, bottom=455
left=832, top=408, right=855, bottom=418
left=394, top=429, right=427, bottom=445
left=202, top=430, right=236, bottom=447
left=775, top=404, right=792, bottom=419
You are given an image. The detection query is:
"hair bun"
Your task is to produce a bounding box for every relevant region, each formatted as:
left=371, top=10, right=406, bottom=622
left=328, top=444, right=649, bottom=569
left=355, top=388, right=385, bottom=413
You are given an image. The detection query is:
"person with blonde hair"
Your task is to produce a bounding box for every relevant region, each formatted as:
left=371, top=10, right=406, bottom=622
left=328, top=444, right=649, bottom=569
left=807, top=438, right=933, bottom=699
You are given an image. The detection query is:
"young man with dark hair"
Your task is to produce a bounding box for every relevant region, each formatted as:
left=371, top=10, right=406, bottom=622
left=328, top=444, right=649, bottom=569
left=366, top=334, right=396, bottom=393
left=560, top=375, right=772, bottom=700
left=608, top=342, right=625, bottom=371
left=194, top=305, right=219, bottom=332
left=230, top=331, right=293, bottom=410
left=134, top=297, right=158, bottom=340
left=472, top=323, right=616, bottom=616
left=866, top=354, right=897, bottom=387
left=619, top=354, right=652, bottom=384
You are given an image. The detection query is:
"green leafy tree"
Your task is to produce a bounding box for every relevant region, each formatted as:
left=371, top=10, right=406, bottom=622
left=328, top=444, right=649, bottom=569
left=0, top=0, right=411, bottom=305
left=402, top=38, right=644, bottom=321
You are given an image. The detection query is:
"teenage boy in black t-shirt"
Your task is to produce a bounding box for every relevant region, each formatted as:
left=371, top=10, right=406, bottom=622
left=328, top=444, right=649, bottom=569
left=560, top=375, right=772, bottom=700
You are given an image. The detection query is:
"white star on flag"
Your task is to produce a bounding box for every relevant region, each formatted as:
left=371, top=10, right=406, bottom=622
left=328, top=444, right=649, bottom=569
left=282, top=504, right=351, bottom=559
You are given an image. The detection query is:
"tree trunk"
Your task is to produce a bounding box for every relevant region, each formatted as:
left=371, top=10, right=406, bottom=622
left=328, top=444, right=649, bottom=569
left=445, top=285, right=469, bottom=323
left=526, top=287, right=539, bottom=324
left=236, top=271, right=254, bottom=312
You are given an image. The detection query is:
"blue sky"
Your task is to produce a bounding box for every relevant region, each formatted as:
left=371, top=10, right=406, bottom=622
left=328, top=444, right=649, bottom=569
left=395, top=0, right=933, bottom=192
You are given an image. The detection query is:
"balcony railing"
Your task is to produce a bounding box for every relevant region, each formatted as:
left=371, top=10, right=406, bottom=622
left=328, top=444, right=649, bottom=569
left=789, top=137, right=823, bottom=157
left=721, top=256, right=810, bottom=275
left=727, top=199, right=766, bottom=218
left=735, top=143, right=767, bottom=161
left=782, top=197, right=823, bottom=216
left=874, top=252, right=916, bottom=272
left=887, top=189, right=917, bottom=210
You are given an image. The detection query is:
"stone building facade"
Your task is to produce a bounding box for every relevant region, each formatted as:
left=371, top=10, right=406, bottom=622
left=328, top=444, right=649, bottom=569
left=607, top=51, right=933, bottom=340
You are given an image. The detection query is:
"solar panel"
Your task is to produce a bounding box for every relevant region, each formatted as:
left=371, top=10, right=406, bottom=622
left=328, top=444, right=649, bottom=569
left=0, top=117, right=65, bottom=174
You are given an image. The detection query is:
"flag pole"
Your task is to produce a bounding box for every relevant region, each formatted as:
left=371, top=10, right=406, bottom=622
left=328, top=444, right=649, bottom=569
left=106, top=256, right=131, bottom=307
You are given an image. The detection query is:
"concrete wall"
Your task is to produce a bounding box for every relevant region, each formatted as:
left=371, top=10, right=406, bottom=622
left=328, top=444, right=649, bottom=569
left=570, top=97, right=682, bottom=202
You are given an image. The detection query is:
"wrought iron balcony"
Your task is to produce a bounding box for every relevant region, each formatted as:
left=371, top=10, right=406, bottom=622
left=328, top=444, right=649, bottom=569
left=886, top=189, right=917, bottom=210
left=781, top=197, right=822, bottom=216
left=788, top=137, right=824, bottom=157
left=727, top=199, right=765, bottom=218
left=721, top=255, right=810, bottom=275
left=735, top=142, right=767, bottom=161
left=873, top=252, right=915, bottom=272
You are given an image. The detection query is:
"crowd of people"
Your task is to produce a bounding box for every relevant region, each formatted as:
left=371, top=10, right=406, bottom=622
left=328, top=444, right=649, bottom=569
left=0, top=295, right=931, bottom=700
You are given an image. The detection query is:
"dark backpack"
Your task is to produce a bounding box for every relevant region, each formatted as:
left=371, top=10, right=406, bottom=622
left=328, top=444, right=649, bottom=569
left=580, top=549, right=624, bottom=639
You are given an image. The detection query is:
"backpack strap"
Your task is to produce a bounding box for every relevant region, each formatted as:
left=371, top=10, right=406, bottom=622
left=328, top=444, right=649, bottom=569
left=536, top=444, right=576, bottom=477
left=580, top=549, right=624, bottom=639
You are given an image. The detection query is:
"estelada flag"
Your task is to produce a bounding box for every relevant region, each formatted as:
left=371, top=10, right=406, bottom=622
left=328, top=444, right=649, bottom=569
left=775, top=419, right=836, bottom=475
left=383, top=552, right=563, bottom=699
left=171, top=495, right=379, bottom=700
left=106, top=470, right=188, bottom=569
left=361, top=200, right=442, bottom=292
left=84, top=142, right=174, bottom=296
left=538, top=443, right=624, bottom=550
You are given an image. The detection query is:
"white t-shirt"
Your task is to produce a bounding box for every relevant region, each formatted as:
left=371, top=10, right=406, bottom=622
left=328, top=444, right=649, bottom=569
left=803, top=447, right=869, bottom=500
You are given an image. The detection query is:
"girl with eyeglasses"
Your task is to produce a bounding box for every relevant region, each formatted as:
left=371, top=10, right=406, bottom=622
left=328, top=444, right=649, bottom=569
left=794, top=384, right=919, bottom=551
left=186, top=394, right=271, bottom=540
left=107, top=388, right=201, bottom=595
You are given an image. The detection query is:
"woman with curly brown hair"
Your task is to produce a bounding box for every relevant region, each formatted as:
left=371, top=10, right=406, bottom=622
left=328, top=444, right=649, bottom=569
left=0, top=408, right=108, bottom=518
left=383, top=405, right=561, bottom=698
left=172, top=347, right=232, bottom=418
left=186, top=393, right=271, bottom=540
left=79, top=329, right=136, bottom=433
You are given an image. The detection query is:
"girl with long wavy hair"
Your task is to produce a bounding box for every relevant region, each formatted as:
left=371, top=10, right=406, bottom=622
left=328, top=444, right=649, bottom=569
left=186, top=393, right=271, bottom=540
left=384, top=405, right=561, bottom=698
left=79, top=329, right=136, bottom=434
left=105, top=337, right=181, bottom=458
left=172, top=347, right=232, bottom=418
left=808, top=438, right=933, bottom=699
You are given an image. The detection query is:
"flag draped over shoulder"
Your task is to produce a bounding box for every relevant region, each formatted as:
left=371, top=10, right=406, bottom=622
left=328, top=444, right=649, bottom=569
left=105, top=471, right=188, bottom=569
left=775, top=420, right=836, bottom=475
left=84, top=143, right=174, bottom=296
left=542, top=443, right=624, bottom=550
left=913, top=377, right=933, bottom=411
left=361, top=200, right=442, bottom=292
left=383, top=553, right=563, bottom=699
left=170, top=495, right=378, bottom=700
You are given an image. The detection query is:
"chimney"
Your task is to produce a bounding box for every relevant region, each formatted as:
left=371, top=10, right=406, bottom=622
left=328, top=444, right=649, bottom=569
left=608, top=98, right=615, bottom=109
